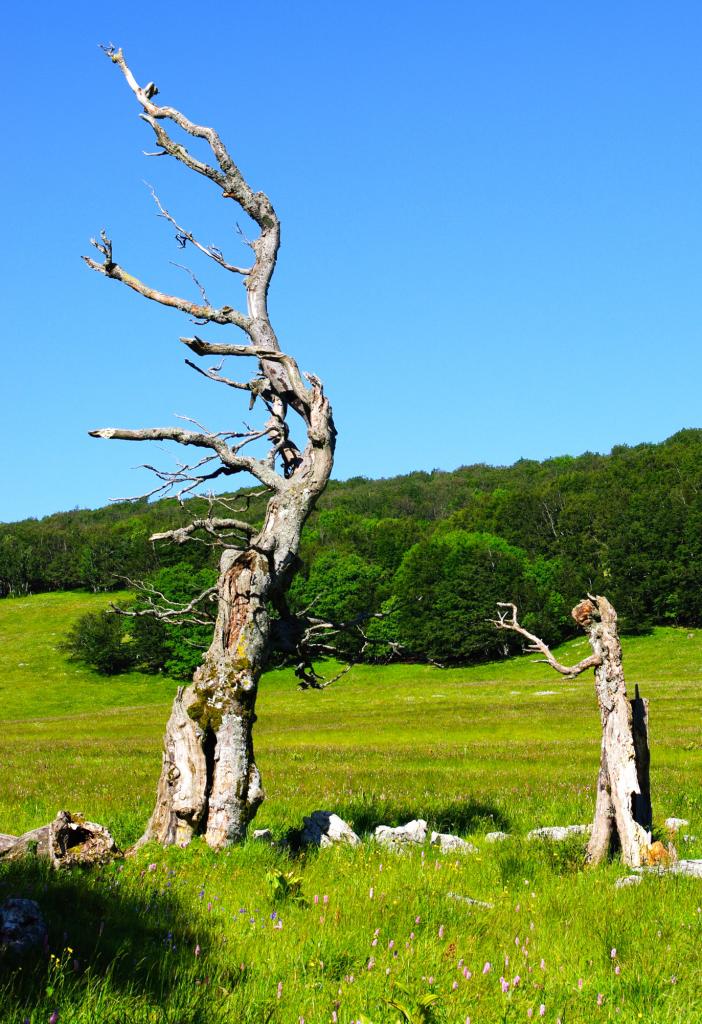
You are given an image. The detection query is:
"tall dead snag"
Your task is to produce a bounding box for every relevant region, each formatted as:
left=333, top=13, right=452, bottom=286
left=493, top=597, right=652, bottom=868
left=84, top=48, right=335, bottom=848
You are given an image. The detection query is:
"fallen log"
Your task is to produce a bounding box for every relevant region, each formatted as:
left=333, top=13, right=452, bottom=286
left=0, top=811, right=120, bottom=867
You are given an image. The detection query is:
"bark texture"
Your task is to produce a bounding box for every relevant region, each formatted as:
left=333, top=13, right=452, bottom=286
left=494, top=596, right=652, bottom=868
left=0, top=812, right=120, bottom=867
left=578, top=598, right=652, bottom=867
left=86, top=49, right=336, bottom=848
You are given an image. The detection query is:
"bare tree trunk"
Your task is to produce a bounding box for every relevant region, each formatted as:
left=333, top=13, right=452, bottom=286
left=576, top=597, right=652, bottom=866
left=141, top=549, right=268, bottom=847
left=494, top=596, right=652, bottom=868
left=85, top=50, right=336, bottom=849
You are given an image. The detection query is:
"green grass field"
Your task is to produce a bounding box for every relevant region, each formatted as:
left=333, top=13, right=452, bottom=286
left=1, top=592, right=702, bottom=1023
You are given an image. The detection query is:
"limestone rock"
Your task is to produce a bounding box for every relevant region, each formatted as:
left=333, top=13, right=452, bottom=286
left=0, top=898, right=47, bottom=957
left=252, top=828, right=274, bottom=843
left=527, top=824, right=591, bottom=841
left=430, top=831, right=477, bottom=854
left=301, top=811, right=360, bottom=848
left=671, top=859, right=702, bottom=878
left=615, top=875, right=642, bottom=888
left=665, top=817, right=690, bottom=833
left=485, top=831, right=510, bottom=843
left=375, top=819, right=427, bottom=848
left=446, top=891, right=493, bottom=908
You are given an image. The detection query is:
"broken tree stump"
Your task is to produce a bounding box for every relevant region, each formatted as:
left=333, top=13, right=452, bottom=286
left=0, top=812, right=120, bottom=867
left=494, top=596, right=652, bottom=868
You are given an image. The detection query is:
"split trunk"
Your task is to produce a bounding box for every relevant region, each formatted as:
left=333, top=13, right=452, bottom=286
left=139, top=496, right=314, bottom=849
left=573, top=597, right=652, bottom=867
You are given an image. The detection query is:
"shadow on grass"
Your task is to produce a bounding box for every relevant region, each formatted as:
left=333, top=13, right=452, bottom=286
left=0, top=857, right=236, bottom=1022
left=301, top=797, right=510, bottom=839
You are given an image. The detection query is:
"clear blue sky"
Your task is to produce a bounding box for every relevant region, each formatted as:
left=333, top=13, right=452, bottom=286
left=1, top=1, right=701, bottom=522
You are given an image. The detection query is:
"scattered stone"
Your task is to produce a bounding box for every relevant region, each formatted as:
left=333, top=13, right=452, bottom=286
left=672, top=859, right=702, bottom=878
left=683, top=835, right=697, bottom=844
left=633, top=858, right=702, bottom=878
left=0, top=898, right=47, bottom=957
left=664, top=817, right=690, bottom=833
left=375, top=819, right=427, bottom=848
left=485, top=831, right=510, bottom=843
left=527, top=825, right=591, bottom=841
left=252, top=828, right=274, bottom=843
left=446, top=891, right=494, bottom=909
left=615, top=875, right=642, bottom=889
left=430, top=832, right=477, bottom=854
left=301, top=811, right=360, bottom=849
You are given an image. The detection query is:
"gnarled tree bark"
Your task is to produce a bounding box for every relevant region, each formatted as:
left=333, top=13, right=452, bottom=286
left=85, top=48, right=335, bottom=848
left=494, top=596, right=652, bottom=868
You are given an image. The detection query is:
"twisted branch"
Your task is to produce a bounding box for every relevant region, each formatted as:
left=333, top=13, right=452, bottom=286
left=492, top=602, right=602, bottom=677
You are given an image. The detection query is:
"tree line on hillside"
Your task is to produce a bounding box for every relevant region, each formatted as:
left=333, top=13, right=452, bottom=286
left=8, top=427, right=702, bottom=673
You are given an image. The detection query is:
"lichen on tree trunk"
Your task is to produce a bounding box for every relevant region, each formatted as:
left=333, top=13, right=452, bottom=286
left=85, top=49, right=336, bottom=850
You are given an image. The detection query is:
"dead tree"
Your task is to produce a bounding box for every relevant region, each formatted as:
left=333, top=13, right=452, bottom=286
left=493, top=596, right=652, bottom=868
left=84, top=48, right=336, bottom=848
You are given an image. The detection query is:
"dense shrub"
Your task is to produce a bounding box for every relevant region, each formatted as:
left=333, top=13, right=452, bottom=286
left=390, top=531, right=560, bottom=663
left=62, top=610, right=135, bottom=675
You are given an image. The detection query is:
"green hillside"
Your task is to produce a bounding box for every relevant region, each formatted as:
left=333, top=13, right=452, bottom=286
left=3, top=429, right=702, bottom=668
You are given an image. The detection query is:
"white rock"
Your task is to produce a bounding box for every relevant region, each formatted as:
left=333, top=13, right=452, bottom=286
left=375, top=819, right=427, bottom=848
left=446, top=891, right=493, bottom=908
left=671, top=859, right=702, bottom=878
left=664, top=817, right=690, bottom=833
left=430, top=831, right=477, bottom=854
left=527, top=824, right=591, bottom=841
left=301, top=811, right=360, bottom=848
left=615, top=875, right=642, bottom=888
left=485, top=831, right=510, bottom=843
left=683, top=835, right=697, bottom=844
left=252, top=828, right=273, bottom=842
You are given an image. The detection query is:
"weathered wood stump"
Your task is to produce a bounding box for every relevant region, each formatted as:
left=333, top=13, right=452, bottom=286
left=494, top=596, right=652, bottom=868
left=0, top=811, right=120, bottom=867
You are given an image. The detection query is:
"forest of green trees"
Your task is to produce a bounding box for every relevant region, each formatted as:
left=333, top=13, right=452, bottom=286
left=4, top=428, right=702, bottom=675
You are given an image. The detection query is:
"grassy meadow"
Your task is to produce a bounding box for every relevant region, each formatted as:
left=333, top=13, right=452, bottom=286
left=1, top=592, right=702, bottom=1022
